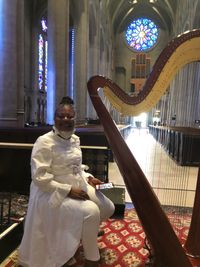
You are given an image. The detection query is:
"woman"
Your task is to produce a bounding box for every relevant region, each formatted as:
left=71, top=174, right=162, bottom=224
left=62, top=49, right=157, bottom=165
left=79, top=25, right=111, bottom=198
left=18, top=97, right=115, bottom=267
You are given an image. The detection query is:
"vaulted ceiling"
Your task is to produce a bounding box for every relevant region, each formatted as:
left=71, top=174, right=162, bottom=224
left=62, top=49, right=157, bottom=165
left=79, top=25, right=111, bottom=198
left=106, top=0, right=177, bottom=35
left=29, top=0, right=177, bottom=36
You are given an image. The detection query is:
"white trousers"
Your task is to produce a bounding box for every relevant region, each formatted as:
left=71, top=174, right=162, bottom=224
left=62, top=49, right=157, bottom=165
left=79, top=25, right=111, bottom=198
left=81, top=185, right=115, bottom=261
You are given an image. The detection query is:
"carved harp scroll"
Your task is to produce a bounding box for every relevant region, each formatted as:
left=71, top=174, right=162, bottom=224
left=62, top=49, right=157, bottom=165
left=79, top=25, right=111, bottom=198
left=102, top=29, right=200, bottom=116
left=87, top=29, right=200, bottom=267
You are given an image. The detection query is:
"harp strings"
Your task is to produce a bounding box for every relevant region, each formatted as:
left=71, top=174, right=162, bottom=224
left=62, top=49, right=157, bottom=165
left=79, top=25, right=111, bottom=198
left=103, top=76, right=196, bottom=232
left=150, top=64, right=199, bottom=228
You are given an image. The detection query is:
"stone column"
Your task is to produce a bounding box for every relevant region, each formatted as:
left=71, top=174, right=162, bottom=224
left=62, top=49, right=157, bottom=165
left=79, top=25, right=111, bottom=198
left=87, top=1, right=100, bottom=119
left=195, top=64, right=200, bottom=122
left=73, top=0, right=89, bottom=122
left=166, top=62, right=200, bottom=127
left=47, top=0, right=69, bottom=124
left=0, top=0, right=25, bottom=127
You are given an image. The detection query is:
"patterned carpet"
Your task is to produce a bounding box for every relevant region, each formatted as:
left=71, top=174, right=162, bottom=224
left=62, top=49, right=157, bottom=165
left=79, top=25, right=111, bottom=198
left=1, top=203, right=195, bottom=267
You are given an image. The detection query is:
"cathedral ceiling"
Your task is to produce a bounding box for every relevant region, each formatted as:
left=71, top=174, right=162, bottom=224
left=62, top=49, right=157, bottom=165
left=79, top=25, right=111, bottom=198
left=106, top=0, right=177, bottom=35
left=29, top=0, right=177, bottom=36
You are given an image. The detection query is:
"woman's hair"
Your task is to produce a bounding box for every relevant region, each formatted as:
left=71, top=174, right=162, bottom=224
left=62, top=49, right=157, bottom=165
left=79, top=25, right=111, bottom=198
left=59, top=96, right=74, bottom=105
left=54, top=96, right=75, bottom=119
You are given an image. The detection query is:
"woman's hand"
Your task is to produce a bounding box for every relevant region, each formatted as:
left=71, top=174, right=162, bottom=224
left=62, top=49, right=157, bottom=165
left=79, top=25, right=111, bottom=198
left=68, top=187, right=90, bottom=200
left=87, top=176, right=103, bottom=188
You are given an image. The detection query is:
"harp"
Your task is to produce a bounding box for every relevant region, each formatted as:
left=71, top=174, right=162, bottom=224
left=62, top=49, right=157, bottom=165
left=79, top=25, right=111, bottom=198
left=87, top=29, right=200, bottom=267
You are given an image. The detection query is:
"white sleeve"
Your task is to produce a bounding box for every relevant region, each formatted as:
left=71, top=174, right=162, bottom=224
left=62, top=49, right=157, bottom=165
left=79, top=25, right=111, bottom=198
left=81, top=164, right=94, bottom=181
left=31, top=137, right=72, bottom=207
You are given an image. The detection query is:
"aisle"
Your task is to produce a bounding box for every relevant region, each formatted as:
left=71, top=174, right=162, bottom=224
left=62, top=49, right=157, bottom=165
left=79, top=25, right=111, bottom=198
left=109, top=127, right=198, bottom=207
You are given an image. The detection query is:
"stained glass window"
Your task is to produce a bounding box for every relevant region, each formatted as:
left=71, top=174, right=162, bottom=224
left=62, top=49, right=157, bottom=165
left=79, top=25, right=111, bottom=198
left=38, top=18, right=48, bottom=91
left=125, top=17, right=158, bottom=51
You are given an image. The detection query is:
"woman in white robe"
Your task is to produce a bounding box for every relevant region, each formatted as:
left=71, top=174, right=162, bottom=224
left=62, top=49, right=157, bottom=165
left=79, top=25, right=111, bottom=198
left=18, top=98, right=115, bottom=267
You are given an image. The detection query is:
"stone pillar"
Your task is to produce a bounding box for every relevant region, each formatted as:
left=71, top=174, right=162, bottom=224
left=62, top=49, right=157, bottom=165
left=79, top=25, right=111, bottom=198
left=195, top=64, right=200, bottom=122
left=47, top=0, right=69, bottom=124
left=87, top=1, right=100, bottom=119
left=0, top=0, right=25, bottom=127
left=166, top=62, right=200, bottom=127
left=73, top=0, right=89, bottom=122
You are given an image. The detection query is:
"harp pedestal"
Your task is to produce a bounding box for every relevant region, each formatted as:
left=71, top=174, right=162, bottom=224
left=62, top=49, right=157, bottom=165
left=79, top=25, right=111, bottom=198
left=143, top=243, right=200, bottom=267
left=144, top=253, right=200, bottom=267
left=144, top=258, right=200, bottom=267
left=188, top=257, right=200, bottom=267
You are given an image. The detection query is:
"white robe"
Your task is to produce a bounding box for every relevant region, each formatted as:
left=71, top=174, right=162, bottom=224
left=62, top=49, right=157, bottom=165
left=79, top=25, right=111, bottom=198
left=18, top=131, right=113, bottom=267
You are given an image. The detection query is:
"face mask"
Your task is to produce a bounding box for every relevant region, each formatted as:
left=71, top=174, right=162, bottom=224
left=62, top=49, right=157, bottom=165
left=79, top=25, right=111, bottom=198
left=58, top=129, right=75, bottom=139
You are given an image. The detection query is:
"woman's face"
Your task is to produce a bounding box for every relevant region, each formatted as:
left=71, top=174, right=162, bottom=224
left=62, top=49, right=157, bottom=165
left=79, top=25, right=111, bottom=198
left=54, top=105, right=75, bottom=132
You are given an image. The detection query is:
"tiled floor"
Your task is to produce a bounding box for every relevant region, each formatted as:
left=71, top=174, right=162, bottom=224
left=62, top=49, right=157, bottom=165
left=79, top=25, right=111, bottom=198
left=109, top=127, right=198, bottom=208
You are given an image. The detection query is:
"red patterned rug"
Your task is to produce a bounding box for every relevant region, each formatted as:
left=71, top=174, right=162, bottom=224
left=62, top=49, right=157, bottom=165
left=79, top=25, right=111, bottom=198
left=2, top=205, right=199, bottom=267
left=98, top=206, right=192, bottom=267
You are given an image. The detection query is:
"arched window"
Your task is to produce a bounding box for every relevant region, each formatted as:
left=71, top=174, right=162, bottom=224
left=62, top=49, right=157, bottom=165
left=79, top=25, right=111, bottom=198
left=125, top=17, right=158, bottom=51
left=38, top=17, right=48, bottom=91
